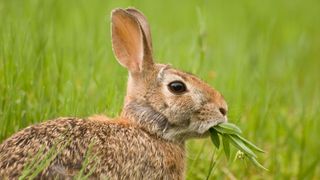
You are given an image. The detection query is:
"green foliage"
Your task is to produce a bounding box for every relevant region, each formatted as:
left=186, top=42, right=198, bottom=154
left=209, top=128, right=220, bottom=148
left=210, top=123, right=267, bottom=170
left=0, top=0, right=319, bottom=179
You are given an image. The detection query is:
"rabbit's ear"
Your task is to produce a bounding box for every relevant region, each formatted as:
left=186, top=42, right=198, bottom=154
left=111, top=8, right=153, bottom=74
left=126, top=8, right=152, bottom=52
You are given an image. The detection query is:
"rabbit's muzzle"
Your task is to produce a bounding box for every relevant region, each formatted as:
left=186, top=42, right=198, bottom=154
left=193, top=103, right=228, bottom=134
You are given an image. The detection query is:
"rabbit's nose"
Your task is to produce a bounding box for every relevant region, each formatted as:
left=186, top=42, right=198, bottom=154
left=219, top=107, right=227, bottom=116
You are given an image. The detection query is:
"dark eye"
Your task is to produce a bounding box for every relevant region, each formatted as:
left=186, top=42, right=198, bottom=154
left=168, top=81, right=187, bottom=94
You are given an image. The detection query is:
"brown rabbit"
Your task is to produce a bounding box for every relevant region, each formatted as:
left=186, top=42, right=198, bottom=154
left=0, top=8, right=228, bottom=179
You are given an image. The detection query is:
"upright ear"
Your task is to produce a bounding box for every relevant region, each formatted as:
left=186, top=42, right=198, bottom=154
left=126, top=8, right=152, bottom=52
left=111, top=8, right=153, bottom=74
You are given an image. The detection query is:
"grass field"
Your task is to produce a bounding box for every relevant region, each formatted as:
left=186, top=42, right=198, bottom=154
left=0, top=0, right=319, bottom=179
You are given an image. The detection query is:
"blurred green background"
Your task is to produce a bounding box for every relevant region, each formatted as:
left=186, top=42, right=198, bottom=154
left=0, top=0, right=319, bottom=179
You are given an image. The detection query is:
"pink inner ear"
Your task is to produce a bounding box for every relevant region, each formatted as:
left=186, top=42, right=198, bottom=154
left=125, top=8, right=153, bottom=51
left=111, top=10, right=144, bottom=73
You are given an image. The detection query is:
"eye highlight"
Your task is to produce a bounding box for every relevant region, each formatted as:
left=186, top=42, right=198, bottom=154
left=168, top=81, right=187, bottom=94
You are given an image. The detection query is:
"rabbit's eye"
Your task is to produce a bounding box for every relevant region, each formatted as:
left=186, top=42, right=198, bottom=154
left=168, top=81, right=187, bottom=94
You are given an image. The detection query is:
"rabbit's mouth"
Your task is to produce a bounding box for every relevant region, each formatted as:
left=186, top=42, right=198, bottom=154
left=197, top=118, right=227, bottom=135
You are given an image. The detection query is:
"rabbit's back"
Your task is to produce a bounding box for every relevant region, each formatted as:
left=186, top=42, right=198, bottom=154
left=0, top=117, right=185, bottom=179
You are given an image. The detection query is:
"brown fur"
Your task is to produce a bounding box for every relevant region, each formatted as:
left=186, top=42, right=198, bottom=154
left=0, top=8, right=227, bottom=179
left=0, top=118, right=185, bottom=179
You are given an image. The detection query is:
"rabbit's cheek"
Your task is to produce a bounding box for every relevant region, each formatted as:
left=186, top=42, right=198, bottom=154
left=164, top=96, right=198, bottom=125
left=165, top=108, right=192, bottom=126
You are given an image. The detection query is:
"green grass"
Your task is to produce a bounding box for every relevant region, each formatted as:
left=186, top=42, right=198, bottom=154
left=0, top=0, right=319, bottom=179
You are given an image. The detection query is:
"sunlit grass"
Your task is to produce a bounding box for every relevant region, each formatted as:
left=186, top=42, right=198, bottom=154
left=0, top=0, right=319, bottom=179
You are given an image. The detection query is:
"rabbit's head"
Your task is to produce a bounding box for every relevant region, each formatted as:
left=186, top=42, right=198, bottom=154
left=111, top=8, right=227, bottom=141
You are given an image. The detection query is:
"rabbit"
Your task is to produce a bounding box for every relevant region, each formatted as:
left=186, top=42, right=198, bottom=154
left=0, top=8, right=228, bottom=180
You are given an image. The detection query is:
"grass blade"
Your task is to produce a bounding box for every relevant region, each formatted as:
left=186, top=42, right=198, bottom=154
left=214, top=125, right=241, bottom=135
left=211, top=122, right=267, bottom=170
left=247, top=156, right=268, bottom=171
left=218, top=123, right=242, bottom=134
left=228, top=135, right=257, bottom=158
left=222, top=135, right=230, bottom=160
left=235, top=134, right=265, bottom=153
left=209, top=128, right=220, bottom=149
